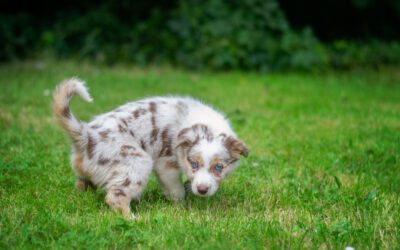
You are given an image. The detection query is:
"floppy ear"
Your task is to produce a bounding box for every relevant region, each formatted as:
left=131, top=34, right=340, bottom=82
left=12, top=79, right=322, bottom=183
left=176, top=127, right=198, bottom=149
left=176, top=138, right=194, bottom=149
left=224, top=136, right=249, bottom=158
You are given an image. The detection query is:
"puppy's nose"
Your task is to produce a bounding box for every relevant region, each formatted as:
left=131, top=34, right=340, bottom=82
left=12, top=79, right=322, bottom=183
left=197, top=184, right=209, bottom=195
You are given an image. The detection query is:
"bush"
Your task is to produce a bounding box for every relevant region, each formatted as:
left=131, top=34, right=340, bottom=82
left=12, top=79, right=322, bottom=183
left=0, top=0, right=399, bottom=71
left=328, top=40, right=400, bottom=69
left=167, top=0, right=324, bottom=71
left=0, top=14, right=39, bottom=60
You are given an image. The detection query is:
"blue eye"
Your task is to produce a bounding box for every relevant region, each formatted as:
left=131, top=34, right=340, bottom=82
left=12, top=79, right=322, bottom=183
left=190, top=160, right=199, bottom=169
left=215, top=163, right=223, bottom=172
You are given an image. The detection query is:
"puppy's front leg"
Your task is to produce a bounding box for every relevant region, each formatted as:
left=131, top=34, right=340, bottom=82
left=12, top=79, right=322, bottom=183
left=155, top=160, right=185, bottom=202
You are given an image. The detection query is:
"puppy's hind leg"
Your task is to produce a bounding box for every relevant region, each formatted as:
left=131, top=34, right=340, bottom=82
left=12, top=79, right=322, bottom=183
left=105, top=146, right=153, bottom=220
left=105, top=187, right=134, bottom=219
left=72, top=152, right=93, bottom=191
left=75, top=179, right=91, bottom=191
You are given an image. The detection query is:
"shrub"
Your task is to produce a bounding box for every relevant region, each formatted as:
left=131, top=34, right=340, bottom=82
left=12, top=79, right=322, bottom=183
left=0, top=0, right=399, bottom=71
left=0, top=14, right=39, bottom=60
left=167, top=0, right=324, bottom=71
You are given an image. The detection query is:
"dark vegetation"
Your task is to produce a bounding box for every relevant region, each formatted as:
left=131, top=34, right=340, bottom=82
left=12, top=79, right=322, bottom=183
left=1, top=0, right=400, bottom=70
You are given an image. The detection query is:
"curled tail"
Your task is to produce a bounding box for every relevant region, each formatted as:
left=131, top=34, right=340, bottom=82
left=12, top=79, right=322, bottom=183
left=53, top=78, right=93, bottom=148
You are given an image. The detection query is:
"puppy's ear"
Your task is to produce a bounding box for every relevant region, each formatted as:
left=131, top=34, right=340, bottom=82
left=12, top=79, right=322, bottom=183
left=176, top=127, right=198, bottom=149
left=176, top=138, right=194, bottom=149
left=224, top=136, right=249, bottom=158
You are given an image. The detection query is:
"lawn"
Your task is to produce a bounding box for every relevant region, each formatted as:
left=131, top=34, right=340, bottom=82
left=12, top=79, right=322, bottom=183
left=0, top=61, right=399, bottom=249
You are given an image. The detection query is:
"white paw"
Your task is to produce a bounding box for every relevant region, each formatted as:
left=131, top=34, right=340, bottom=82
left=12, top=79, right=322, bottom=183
left=128, top=212, right=137, bottom=221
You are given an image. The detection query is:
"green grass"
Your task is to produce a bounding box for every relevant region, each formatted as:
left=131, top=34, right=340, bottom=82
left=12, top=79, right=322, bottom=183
left=0, top=61, right=399, bottom=249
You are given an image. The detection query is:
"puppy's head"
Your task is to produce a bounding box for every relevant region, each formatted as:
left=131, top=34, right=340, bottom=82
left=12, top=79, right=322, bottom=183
left=176, top=124, right=248, bottom=197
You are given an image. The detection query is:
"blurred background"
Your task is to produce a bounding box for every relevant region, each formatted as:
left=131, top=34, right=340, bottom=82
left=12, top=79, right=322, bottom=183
left=1, top=0, right=400, bottom=71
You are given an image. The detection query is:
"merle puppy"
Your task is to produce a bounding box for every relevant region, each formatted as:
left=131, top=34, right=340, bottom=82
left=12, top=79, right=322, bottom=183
left=53, top=78, right=248, bottom=219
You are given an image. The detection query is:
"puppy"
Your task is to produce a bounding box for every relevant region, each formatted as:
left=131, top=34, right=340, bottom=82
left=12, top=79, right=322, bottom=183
left=53, top=78, right=248, bottom=219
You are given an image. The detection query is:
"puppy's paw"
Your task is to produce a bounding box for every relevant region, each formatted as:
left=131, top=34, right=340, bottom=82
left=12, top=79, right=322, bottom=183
left=121, top=208, right=137, bottom=221
left=125, top=212, right=137, bottom=221
left=75, top=180, right=88, bottom=191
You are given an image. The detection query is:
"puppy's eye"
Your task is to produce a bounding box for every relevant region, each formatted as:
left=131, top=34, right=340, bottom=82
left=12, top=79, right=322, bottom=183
left=189, top=160, right=199, bottom=170
left=214, top=163, right=223, bottom=172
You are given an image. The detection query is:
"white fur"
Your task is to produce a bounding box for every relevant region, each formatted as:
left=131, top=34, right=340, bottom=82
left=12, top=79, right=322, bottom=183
left=68, top=78, right=93, bottom=102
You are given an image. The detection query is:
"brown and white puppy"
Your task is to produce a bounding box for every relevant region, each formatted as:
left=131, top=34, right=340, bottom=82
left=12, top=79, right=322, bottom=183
left=53, top=78, right=248, bottom=219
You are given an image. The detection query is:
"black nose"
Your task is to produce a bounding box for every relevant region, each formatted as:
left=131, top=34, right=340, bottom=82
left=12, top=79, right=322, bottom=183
left=197, top=184, right=209, bottom=195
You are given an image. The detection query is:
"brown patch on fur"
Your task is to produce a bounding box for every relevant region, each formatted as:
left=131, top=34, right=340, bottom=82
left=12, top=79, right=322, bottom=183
left=120, top=145, right=142, bottom=158
left=132, top=108, right=147, bottom=119
left=73, top=153, right=84, bottom=169
left=224, top=136, right=249, bottom=159
left=149, top=102, right=157, bottom=113
left=72, top=152, right=90, bottom=178
left=111, top=160, right=120, bottom=166
left=192, top=124, right=213, bottom=141
left=115, top=189, right=126, bottom=197
left=98, top=156, right=111, bottom=165
left=149, top=102, right=159, bottom=144
left=178, top=127, right=191, bottom=138
left=129, top=130, right=135, bottom=138
left=120, top=145, right=133, bottom=157
left=99, top=130, right=110, bottom=140
left=122, top=178, right=131, bottom=187
left=87, top=134, right=96, bottom=159
left=165, top=160, right=179, bottom=169
left=70, top=130, right=83, bottom=147
left=150, top=117, right=159, bottom=144
left=90, top=124, right=101, bottom=129
left=140, top=140, right=147, bottom=151
left=121, top=118, right=128, bottom=127
left=118, top=124, right=127, bottom=133
left=120, top=152, right=128, bottom=158
left=159, top=127, right=172, bottom=157
left=62, top=106, right=71, bottom=119
left=192, top=154, right=204, bottom=166
left=136, top=181, right=142, bottom=186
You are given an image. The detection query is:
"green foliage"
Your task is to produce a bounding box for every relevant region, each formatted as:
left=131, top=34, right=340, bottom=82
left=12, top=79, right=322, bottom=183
left=51, top=8, right=127, bottom=60
left=0, top=61, right=400, bottom=248
left=328, top=40, right=400, bottom=69
left=1, top=0, right=400, bottom=71
left=167, top=0, right=324, bottom=71
left=0, top=14, right=39, bottom=60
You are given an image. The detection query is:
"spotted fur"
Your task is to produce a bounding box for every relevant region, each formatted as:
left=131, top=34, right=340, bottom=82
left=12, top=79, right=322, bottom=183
left=53, top=78, right=248, bottom=220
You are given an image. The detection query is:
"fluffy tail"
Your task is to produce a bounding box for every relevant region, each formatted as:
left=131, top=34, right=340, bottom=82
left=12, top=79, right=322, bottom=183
left=53, top=78, right=93, bottom=148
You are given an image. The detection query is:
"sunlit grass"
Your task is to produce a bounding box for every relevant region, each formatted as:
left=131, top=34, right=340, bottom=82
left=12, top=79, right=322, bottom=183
left=0, top=61, right=399, bottom=249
